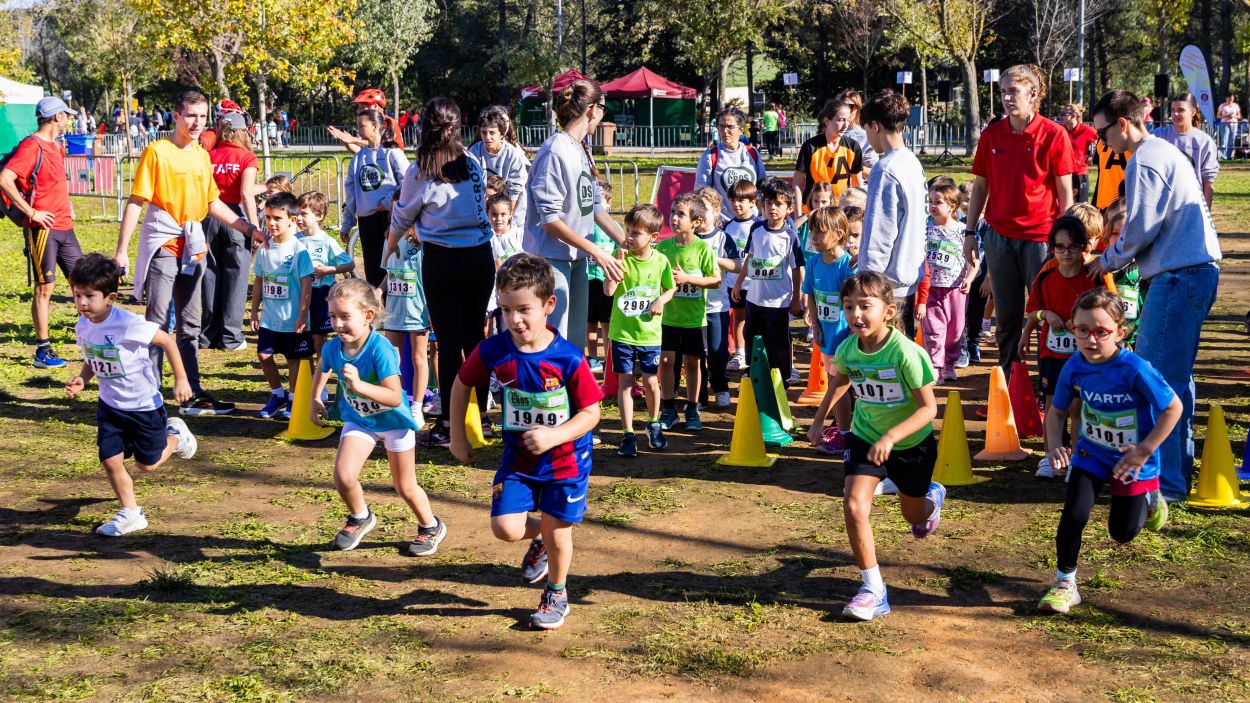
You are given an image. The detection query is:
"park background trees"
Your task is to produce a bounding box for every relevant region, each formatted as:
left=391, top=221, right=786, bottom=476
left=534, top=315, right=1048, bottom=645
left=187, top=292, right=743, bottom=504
left=1, top=0, right=1246, bottom=146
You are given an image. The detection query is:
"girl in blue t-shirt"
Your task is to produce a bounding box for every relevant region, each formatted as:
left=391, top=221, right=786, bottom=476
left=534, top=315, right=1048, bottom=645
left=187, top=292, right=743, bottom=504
left=802, top=206, right=856, bottom=456
left=1038, top=289, right=1181, bottom=615
left=310, top=279, right=447, bottom=557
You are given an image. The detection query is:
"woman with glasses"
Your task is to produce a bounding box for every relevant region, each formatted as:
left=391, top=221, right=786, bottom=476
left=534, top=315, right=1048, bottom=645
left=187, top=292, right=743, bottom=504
left=523, top=79, right=626, bottom=352
left=1058, top=104, right=1098, bottom=203
left=695, top=107, right=767, bottom=222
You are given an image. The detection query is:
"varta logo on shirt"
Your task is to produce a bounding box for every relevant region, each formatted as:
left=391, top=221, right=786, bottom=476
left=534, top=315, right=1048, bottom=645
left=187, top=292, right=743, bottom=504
left=543, top=377, right=561, bottom=392
left=1082, top=389, right=1135, bottom=404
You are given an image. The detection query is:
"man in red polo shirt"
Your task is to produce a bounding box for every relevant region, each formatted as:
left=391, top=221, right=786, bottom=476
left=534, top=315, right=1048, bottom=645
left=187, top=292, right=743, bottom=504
left=0, top=97, right=83, bottom=369
left=964, top=64, right=1074, bottom=372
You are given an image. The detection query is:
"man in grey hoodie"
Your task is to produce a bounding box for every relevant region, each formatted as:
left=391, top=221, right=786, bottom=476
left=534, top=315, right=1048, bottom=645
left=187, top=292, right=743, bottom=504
left=858, top=90, right=927, bottom=301
left=1088, top=89, right=1222, bottom=503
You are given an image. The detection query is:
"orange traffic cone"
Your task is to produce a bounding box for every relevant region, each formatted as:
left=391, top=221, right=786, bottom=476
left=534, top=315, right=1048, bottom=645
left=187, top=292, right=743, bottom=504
left=1189, top=405, right=1245, bottom=508
left=933, top=391, right=978, bottom=485
left=279, top=358, right=337, bottom=441
left=1008, top=361, right=1044, bottom=439
left=717, top=377, right=777, bottom=467
left=974, top=366, right=1030, bottom=461
left=914, top=324, right=924, bottom=347
left=465, top=388, right=492, bottom=449
left=797, top=346, right=828, bottom=406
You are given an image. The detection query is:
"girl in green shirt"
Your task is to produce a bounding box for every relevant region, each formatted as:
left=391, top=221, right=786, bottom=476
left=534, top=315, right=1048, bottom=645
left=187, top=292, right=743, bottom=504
left=825, top=271, right=947, bottom=622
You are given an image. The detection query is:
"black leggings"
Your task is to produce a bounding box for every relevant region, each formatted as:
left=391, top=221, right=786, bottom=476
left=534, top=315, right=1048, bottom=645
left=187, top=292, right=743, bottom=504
left=1055, top=468, right=1149, bottom=574
left=965, top=263, right=990, bottom=352
left=422, top=241, right=494, bottom=427
left=744, top=302, right=792, bottom=382
left=357, top=210, right=391, bottom=287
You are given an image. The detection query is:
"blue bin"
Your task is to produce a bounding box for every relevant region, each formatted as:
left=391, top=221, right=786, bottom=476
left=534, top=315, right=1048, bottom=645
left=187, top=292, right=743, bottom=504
left=65, top=134, right=94, bottom=156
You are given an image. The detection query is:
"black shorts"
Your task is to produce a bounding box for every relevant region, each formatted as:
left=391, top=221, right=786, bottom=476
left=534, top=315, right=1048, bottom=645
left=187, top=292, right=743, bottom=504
left=97, top=402, right=168, bottom=465
left=1038, top=356, right=1069, bottom=400
left=257, top=327, right=314, bottom=359
left=729, top=290, right=747, bottom=310
left=587, top=282, right=613, bottom=324
left=25, top=228, right=83, bottom=285
left=309, top=286, right=332, bottom=335
left=844, top=432, right=938, bottom=498
left=661, top=324, right=707, bottom=357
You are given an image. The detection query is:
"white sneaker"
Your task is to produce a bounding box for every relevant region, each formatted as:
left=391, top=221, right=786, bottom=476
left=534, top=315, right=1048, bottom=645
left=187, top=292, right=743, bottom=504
left=486, top=392, right=497, bottom=411
left=875, top=477, right=899, bottom=495
left=166, top=417, right=197, bottom=459
left=1036, top=456, right=1058, bottom=478
left=715, top=391, right=732, bottom=407
left=227, top=340, right=248, bottom=351
left=727, top=353, right=744, bottom=372
left=96, top=508, right=148, bottom=537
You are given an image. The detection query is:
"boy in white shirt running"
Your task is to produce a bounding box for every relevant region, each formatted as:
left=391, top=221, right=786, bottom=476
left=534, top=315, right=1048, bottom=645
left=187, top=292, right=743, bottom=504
left=66, top=254, right=198, bottom=537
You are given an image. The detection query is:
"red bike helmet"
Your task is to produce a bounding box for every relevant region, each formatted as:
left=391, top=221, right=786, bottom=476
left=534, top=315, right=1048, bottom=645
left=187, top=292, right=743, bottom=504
left=352, top=88, right=387, bottom=110
left=215, top=99, right=245, bottom=118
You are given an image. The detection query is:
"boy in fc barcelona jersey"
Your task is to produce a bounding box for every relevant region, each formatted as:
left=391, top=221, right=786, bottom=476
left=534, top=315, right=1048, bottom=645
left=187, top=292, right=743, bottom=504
left=450, top=254, right=604, bottom=631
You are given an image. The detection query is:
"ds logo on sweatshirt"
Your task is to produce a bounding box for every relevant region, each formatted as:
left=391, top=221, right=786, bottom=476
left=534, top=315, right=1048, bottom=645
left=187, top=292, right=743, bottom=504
left=577, top=172, right=595, bottom=216
left=359, top=163, right=385, bottom=192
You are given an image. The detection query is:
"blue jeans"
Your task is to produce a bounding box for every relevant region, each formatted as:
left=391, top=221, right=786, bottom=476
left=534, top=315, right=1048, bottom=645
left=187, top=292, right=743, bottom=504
left=548, top=258, right=589, bottom=351
left=1219, top=122, right=1236, bottom=160
left=1135, top=263, right=1219, bottom=500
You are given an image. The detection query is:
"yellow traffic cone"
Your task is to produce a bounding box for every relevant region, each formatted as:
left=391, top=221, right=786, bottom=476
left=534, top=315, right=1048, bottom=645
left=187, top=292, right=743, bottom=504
left=933, top=391, right=978, bottom=486
left=974, top=366, right=1030, bottom=461
left=279, top=358, right=337, bottom=441
left=718, top=378, right=777, bottom=467
left=466, top=387, right=493, bottom=449
left=770, top=368, right=795, bottom=431
left=1188, top=405, right=1245, bottom=508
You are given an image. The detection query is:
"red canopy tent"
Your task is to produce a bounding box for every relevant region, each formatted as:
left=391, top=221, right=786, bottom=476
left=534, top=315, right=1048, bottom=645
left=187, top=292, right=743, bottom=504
left=519, top=69, right=598, bottom=100
left=599, top=66, right=697, bottom=99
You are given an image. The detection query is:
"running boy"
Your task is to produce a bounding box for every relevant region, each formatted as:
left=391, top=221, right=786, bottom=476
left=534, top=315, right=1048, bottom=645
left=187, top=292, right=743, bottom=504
left=66, top=254, right=198, bottom=536
left=1021, top=215, right=1108, bottom=478
left=606, top=204, right=676, bottom=456
left=1038, top=289, right=1180, bottom=614
left=657, top=193, right=720, bottom=431
left=449, top=254, right=604, bottom=630
left=826, top=271, right=946, bottom=621
left=731, top=179, right=804, bottom=383
left=297, top=191, right=355, bottom=355
left=251, top=192, right=315, bottom=419
left=311, top=279, right=446, bottom=555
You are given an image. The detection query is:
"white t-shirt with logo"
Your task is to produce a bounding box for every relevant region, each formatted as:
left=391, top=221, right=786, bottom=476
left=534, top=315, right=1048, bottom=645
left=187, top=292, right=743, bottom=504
left=75, top=306, right=164, bottom=412
left=742, top=222, right=805, bottom=308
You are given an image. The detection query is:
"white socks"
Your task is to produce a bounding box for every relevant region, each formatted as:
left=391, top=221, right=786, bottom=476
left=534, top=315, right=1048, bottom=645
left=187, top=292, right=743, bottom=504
left=1056, top=568, right=1076, bottom=583
left=861, top=566, right=885, bottom=597
left=350, top=508, right=370, bottom=520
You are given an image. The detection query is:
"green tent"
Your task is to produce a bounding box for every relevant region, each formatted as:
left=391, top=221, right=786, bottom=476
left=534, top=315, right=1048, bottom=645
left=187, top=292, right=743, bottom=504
left=0, top=77, right=44, bottom=153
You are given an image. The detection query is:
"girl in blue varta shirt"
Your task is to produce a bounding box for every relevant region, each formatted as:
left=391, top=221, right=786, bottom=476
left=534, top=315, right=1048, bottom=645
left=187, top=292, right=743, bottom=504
left=1038, top=288, right=1181, bottom=615
left=311, top=279, right=447, bottom=557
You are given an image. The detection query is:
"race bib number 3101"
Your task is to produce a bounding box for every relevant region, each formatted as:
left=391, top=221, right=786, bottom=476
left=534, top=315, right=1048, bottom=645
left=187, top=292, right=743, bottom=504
left=1082, top=405, right=1139, bottom=450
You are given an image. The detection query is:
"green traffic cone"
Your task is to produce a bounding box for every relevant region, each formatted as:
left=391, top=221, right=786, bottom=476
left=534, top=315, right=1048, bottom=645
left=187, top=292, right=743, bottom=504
left=749, top=336, right=793, bottom=448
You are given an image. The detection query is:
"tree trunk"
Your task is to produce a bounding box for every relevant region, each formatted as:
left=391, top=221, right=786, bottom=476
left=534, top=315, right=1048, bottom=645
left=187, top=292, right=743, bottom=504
left=920, top=61, right=929, bottom=125
left=961, top=59, right=980, bottom=153
left=258, top=73, right=271, bottom=178
left=719, top=56, right=733, bottom=110
left=1095, top=19, right=1109, bottom=96
left=392, top=69, right=400, bottom=121
left=1219, top=0, right=1233, bottom=97
left=497, top=0, right=509, bottom=103
left=210, top=49, right=231, bottom=101
left=123, top=75, right=134, bottom=155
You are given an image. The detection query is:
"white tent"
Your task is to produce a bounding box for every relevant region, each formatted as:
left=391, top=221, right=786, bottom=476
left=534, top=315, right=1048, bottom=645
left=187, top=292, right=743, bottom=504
left=0, top=76, right=44, bottom=105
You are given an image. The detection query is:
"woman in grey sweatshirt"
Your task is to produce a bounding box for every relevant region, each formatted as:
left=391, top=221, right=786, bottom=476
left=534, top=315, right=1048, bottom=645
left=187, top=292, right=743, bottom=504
left=469, top=105, right=529, bottom=228
left=523, top=79, right=625, bottom=350
left=384, top=98, right=494, bottom=444
left=341, top=109, right=408, bottom=286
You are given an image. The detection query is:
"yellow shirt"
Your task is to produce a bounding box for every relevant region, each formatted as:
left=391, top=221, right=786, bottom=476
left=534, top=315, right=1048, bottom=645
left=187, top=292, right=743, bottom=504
left=131, top=139, right=220, bottom=226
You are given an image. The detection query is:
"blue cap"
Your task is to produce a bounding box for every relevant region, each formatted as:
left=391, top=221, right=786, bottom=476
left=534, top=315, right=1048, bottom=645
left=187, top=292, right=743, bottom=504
left=36, top=96, right=77, bottom=119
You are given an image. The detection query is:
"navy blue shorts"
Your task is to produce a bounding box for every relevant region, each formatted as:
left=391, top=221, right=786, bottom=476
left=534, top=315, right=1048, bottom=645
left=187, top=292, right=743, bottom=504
left=491, top=470, right=589, bottom=523
left=309, top=286, right=332, bottom=335
left=1038, top=356, right=1069, bottom=399
left=611, top=341, right=660, bottom=376
left=97, top=402, right=168, bottom=465
left=257, top=327, right=314, bottom=359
